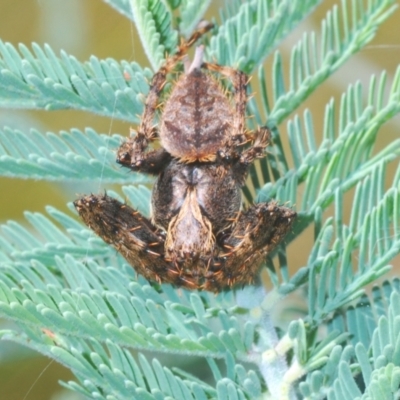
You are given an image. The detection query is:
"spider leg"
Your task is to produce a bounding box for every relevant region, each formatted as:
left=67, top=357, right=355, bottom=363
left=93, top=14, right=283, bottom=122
left=116, top=143, right=172, bottom=175
left=203, top=201, right=296, bottom=291
left=201, top=63, right=270, bottom=171
left=117, top=23, right=214, bottom=173
left=240, top=126, right=271, bottom=164
left=230, top=126, right=271, bottom=185
left=74, top=194, right=198, bottom=286
left=202, top=62, right=249, bottom=157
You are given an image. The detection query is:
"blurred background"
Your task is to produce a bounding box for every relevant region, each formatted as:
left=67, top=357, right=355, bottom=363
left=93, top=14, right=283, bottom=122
left=0, top=0, right=399, bottom=398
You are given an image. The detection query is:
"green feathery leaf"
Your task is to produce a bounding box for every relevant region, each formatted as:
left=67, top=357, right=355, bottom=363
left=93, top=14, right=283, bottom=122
left=0, top=0, right=399, bottom=398
left=0, top=41, right=150, bottom=121
left=209, top=0, right=323, bottom=73
left=129, top=0, right=179, bottom=70
left=0, top=127, right=153, bottom=183
left=102, top=0, right=132, bottom=20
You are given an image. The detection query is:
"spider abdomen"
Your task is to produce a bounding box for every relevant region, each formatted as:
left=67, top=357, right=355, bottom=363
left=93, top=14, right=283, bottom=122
left=152, top=161, right=241, bottom=235
left=160, top=70, right=233, bottom=161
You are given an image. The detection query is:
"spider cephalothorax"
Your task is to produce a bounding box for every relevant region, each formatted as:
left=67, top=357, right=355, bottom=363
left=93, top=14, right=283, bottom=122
left=74, top=24, right=296, bottom=291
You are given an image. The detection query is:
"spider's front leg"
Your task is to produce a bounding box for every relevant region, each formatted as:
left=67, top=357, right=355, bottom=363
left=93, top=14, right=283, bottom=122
left=239, top=126, right=271, bottom=165
left=117, top=22, right=214, bottom=174
left=203, top=62, right=249, bottom=157
left=116, top=69, right=172, bottom=174
left=203, top=62, right=272, bottom=164
left=228, top=126, right=271, bottom=185
left=204, top=202, right=296, bottom=290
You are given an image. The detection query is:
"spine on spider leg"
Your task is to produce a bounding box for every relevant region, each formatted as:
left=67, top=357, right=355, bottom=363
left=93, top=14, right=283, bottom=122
left=169, top=21, right=214, bottom=65
left=203, top=62, right=249, bottom=149
left=213, top=203, right=297, bottom=288
left=231, top=127, right=271, bottom=185
left=241, top=127, right=271, bottom=162
left=73, top=194, right=170, bottom=283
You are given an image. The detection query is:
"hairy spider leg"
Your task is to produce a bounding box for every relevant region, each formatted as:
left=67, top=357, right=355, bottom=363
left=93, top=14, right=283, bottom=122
left=202, top=63, right=272, bottom=167
left=238, top=126, right=271, bottom=164
left=74, top=194, right=296, bottom=292
left=202, top=201, right=297, bottom=291
left=116, top=23, right=214, bottom=174
left=74, top=194, right=197, bottom=287
left=224, top=126, right=271, bottom=187
left=202, top=62, right=249, bottom=157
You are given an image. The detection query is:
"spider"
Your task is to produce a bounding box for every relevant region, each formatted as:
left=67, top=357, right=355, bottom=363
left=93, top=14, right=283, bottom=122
left=74, top=23, right=296, bottom=291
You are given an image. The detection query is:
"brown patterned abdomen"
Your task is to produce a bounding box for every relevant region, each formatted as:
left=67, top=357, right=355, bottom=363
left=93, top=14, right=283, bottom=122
left=160, top=70, right=233, bottom=161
